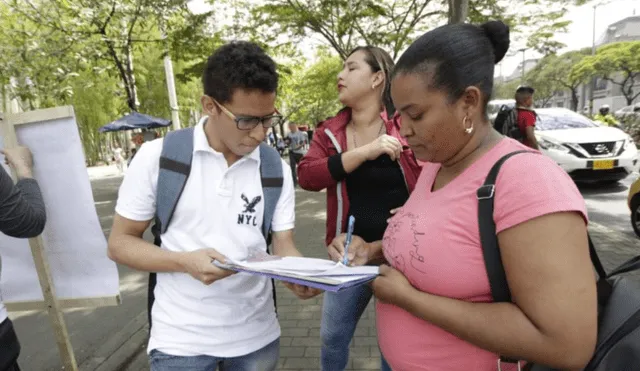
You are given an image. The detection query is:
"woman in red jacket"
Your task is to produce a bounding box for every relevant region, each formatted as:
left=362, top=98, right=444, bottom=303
left=297, top=46, right=421, bottom=371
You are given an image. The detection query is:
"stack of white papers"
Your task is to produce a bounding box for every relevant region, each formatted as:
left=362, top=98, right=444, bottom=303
left=216, top=256, right=379, bottom=292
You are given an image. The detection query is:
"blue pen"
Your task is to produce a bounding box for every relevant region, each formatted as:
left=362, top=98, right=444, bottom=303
left=342, top=215, right=356, bottom=265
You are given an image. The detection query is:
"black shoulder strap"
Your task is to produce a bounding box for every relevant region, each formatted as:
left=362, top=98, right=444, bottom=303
left=478, top=150, right=611, bottom=304
left=477, top=151, right=532, bottom=302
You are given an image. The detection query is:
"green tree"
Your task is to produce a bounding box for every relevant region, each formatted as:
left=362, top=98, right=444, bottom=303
left=238, top=0, right=588, bottom=62
left=572, top=41, right=640, bottom=106
left=0, top=3, right=81, bottom=110
left=135, top=42, right=203, bottom=127
left=70, top=66, right=125, bottom=165
left=239, top=0, right=445, bottom=60
left=467, top=0, right=588, bottom=55
left=278, top=49, right=343, bottom=127
left=8, top=0, right=210, bottom=111
left=527, top=49, right=589, bottom=111
left=492, top=79, right=520, bottom=100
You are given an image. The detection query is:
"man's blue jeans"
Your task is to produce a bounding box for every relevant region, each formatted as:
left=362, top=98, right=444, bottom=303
left=320, top=285, right=392, bottom=371
left=149, top=338, right=279, bottom=371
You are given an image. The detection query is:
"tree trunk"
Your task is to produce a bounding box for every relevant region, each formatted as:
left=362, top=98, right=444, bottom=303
left=625, top=82, right=634, bottom=106
left=448, top=0, right=469, bottom=24
left=125, top=42, right=139, bottom=112
left=570, top=88, right=579, bottom=111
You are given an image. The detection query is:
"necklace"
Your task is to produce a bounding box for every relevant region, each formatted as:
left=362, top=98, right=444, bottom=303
left=352, top=119, right=385, bottom=148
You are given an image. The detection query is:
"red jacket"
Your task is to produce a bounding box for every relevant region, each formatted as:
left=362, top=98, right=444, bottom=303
left=298, top=108, right=422, bottom=247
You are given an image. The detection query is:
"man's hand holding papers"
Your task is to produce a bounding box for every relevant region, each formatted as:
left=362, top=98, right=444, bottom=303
left=215, top=255, right=379, bottom=292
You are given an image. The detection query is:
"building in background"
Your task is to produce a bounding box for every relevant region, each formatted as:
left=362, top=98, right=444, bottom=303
left=545, top=15, right=640, bottom=112
left=502, top=59, right=540, bottom=83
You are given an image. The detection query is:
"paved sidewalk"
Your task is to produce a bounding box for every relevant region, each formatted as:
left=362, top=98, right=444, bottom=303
left=10, top=166, right=640, bottom=371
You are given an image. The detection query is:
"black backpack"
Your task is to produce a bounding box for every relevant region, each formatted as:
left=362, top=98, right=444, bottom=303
left=493, top=105, right=524, bottom=142
left=478, top=151, right=640, bottom=371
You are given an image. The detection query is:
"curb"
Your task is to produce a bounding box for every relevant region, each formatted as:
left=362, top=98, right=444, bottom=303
left=79, top=311, right=148, bottom=371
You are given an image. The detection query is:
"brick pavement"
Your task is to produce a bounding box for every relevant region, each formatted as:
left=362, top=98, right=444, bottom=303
left=271, top=189, right=382, bottom=371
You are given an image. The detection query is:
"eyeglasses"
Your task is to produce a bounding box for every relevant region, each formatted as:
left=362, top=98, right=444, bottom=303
left=213, top=99, right=283, bottom=131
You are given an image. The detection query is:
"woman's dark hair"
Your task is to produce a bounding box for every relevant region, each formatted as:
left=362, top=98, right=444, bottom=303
left=392, top=21, right=510, bottom=114
left=202, top=41, right=279, bottom=104
left=348, top=46, right=396, bottom=119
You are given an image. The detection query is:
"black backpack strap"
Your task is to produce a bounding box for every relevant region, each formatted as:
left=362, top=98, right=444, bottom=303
left=478, top=150, right=613, bottom=305
left=589, top=236, right=607, bottom=279
left=477, top=150, right=536, bottom=303
left=477, top=150, right=540, bottom=367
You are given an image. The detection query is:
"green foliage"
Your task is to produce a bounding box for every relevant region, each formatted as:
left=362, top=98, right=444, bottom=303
left=70, top=67, right=125, bottom=165
left=524, top=69, right=556, bottom=108
left=0, top=3, right=82, bottom=110
left=135, top=44, right=203, bottom=127
left=525, top=49, right=589, bottom=110
left=492, top=79, right=520, bottom=100
left=239, top=0, right=444, bottom=60
left=278, top=49, right=343, bottom=126
left=572, top=41, right=640, bottom=106
left=7, top=0, right=210, bottom=111
left=467, top=0, right=588, bottom=56
left=238, top=0, right=587, bottom=63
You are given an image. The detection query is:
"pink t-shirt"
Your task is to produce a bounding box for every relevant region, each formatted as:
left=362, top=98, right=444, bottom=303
left=377, top=138, right=588, bottom=371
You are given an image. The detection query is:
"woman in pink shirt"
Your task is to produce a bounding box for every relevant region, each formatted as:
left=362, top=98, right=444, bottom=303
left=328, top=20, right=597, bottom=370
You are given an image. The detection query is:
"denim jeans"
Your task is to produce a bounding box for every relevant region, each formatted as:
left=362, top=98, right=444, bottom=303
left=149, top=338, right=279, bottom=371
left=320, top=285, right=392, bottom=371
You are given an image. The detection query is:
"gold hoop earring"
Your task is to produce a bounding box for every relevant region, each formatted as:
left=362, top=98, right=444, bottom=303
left=463, top=116, right=473, bottom=134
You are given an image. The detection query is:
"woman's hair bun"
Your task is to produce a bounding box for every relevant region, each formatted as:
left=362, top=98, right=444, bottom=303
left=480, top=20, right=510, bottom=64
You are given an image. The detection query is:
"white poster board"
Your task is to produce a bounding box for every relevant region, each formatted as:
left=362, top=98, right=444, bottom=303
left=0, top=106, right=120, bottom=309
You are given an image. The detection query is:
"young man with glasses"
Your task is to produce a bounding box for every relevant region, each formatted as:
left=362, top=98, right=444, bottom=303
left=107, top=41, right=321, bottom=371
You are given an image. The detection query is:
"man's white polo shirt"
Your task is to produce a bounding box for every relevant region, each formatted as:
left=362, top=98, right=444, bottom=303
left=115, top=118, right=295, bottom=357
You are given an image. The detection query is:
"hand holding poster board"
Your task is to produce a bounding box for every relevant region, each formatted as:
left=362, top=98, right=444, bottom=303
left=0, top=106, right=121, bottom=370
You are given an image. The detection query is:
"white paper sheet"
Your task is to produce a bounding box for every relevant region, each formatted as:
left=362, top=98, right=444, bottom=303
left=0, top=114, right=120, bottom=303
left=224, top=256, right=379, bottom=276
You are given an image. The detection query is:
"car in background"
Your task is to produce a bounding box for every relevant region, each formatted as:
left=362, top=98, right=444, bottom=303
left=615, top=104, right=640, bottom=121
left=535, top=108, right=639, bottom=183
left=628, top=177, right=640, bottom=237
left=487, top=99, right=515, bottom=123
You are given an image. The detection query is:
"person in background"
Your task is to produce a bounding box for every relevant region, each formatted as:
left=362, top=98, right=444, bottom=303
left=112, top=143, right=126, bottom=174
left=267, top=130, right=276, bottom=147
left=514, top=85, right=539, bottom=150
left=0, top=146, right=47, bottom=371
left=142, top=129, right=157, bottom=143
left=297, top=45, right=421, bottom=371
left=286, top=122, right=308, bottom=187
left=127, top=148, right=137, bottom=167
left=594, top=105, right=619, bottom=127
left=331, top=20, right=597, bottom=371
left=276, top=136, right=285, bottom=156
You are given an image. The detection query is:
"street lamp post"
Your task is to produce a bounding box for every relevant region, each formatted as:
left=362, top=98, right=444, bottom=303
left=520, top=48, right=527, bottom=82
left=589, top=0, right=615, bottom=115
left=160, top=18, right=181, bottom=131
left=589, top=4, right=597, bottom=116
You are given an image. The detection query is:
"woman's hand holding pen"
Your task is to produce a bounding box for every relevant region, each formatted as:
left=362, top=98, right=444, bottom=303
left=328, top=234, right=370, bottom=266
